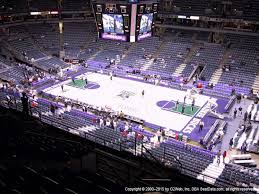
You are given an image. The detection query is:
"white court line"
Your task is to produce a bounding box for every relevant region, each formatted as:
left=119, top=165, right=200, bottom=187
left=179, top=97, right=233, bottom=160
left=161, top=100, right=174, bottom=109
left=44, top=72, right=215, bottom=132
left=87, top=83, right=98, bottom=89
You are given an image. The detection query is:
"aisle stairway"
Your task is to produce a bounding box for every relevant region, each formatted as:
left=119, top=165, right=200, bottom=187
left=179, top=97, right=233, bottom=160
left=220, top=49, right=232, bottom=68
left=209, top=68, right=223, bottom=85
left=252, top=71, right=259, bottom=93
left=173, top=43, right=199, bottom=76
left=141, top=59, right=155, bottom=71
left=142, top=41, right=165, bottom=71
left=173, top=63, right=187, bottom=76
left=120, top=43, right=134, bottom=60
left=87, top=50, right=103, bottom=61
left=77, top=125, right=97, bottom=133
left=209, top=49, right=232, bottom=85
left=197, top=156, right=227, bottom=184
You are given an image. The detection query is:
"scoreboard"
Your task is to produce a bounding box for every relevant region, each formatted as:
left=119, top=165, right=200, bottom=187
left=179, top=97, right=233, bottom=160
left=136, top=3, right=158, bottom=41
left=92, top=0, right=158, bottom=42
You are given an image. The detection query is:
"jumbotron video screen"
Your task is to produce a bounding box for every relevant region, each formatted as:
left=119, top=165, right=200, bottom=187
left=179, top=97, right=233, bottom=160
left=139, top=13, right=153, bottom=34
left=102, top=14, right=124, bottom=34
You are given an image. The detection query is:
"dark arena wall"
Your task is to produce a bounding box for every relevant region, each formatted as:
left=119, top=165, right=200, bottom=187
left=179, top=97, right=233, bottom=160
left=0, top=0, right=259, bottom=194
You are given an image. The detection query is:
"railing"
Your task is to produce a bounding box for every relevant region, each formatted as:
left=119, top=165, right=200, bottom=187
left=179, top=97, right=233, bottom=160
left=224, top=95, right=236, bottom=113
left=20, top=120, right=242, bottom=189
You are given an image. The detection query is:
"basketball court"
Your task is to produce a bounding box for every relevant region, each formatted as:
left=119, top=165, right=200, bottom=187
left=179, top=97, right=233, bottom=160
left=43, top=72, right=219, bottom=134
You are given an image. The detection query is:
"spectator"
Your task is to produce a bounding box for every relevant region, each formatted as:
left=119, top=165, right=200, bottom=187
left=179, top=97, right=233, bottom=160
left=106, top=118, right=110, bottom=127
left=217, top=150, right=221, bottom=165
left=250, top=88, right=254, bottom=96
left=139, top=124, right=144, bottom=131
left=244, top=111, right=248, bottom=122
left=143, top=136, right=148, bottom=143
left=208, top=144, right=213, bottom=151
left=50, top=103, right=55, bottom=115
left=21, top=92, right=29, bottom=116
left=128, top=124, right=132, bottom=132
left=200, top=138, right=204, bottom=146
left=113, top=120, right=117, bottom=131
left=241, top=142, right=247, bottom=154
left=192, top=76, right=197, bottom=85
left=223, top=151, right=227, bottom=164
left=157, top=129, right=162, bottom=143
left=180, top=82, right=183, bottom=90
left=243, top=143, right=247, bottom=154
left=99, top=118, right=104, bottom=128
left=248, top=111, right=252, bottom=123
left=161, top=129, right=165, bottom=141
left=229, top=138, right=233, bottom=150
left=231, top=88, right=236, bottom=96
left=6, top=94, right=11, bottom=106
left=125, top=122, right=129, bottom=131
left=236, top=94, right=242, bottom=103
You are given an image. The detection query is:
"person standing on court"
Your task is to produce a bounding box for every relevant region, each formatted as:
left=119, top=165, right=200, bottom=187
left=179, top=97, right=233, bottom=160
left=176, top=100, right=179, bottom=110
left=233, top=108, right=237, bottom=119
left=184, top=95, right=187, bottom=104
left=191, top=98, right=195, bottom=112
left=110, top=71, right=113, bottom=80
left=181, top=105, right=185, bottom=114
left=199, top=121, right=204, bottom=132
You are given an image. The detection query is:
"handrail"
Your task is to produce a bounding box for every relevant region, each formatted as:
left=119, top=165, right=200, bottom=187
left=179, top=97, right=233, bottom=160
left=142, top=144, right=163, bottom=165
left=163, top=145, right=183, bottom=171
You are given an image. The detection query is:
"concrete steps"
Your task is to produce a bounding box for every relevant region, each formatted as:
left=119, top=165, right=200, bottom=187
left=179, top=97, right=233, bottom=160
left=220, top=49, right=232, bottom=68
left=191, top=33, right=198, bottom=42
left=87, top=50, right=103, bottom=61
left=208, top=49, right=232, bottom=85
left=184, top=43, right=200, bottom=64
left=252, top=72, right=259, bottom=93
left=173, top=43, right=199, bottom=77
left=121, top=43, right=135, bottom=59
left=126, top=142, right=152, bottom=156
left=141, top=59, right=155, bottom=71
left=141, top=40, right=164, bottom=71
left=173, top=63, right=187, bottom=76
left=197, top=157, right=226, bottom=185
left=77, top=125, right=97, bottom=133
left=209, top=68, right=223, bottom=85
